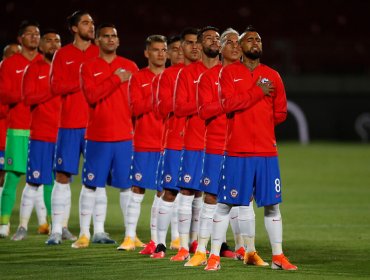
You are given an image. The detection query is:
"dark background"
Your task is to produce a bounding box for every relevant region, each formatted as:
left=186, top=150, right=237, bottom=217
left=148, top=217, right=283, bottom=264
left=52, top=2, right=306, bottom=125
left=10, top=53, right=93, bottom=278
left=1, top=0, right=369, bottom=142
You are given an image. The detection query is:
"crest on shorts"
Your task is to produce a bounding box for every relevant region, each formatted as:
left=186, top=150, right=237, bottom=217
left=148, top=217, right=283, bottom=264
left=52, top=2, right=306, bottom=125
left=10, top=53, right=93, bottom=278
left=183, top=174, right=191, bottom=183
left=57, top=158, right=63, bottom=165
left=0, top=157, right=4, bottom=165
left=33, top=171, right=40, bottom=179
left=230, top=189, right=238, bottom=198
left=203, top=177, right=211, bottom=186
left=7, top=158, right=12, bottom=165
left=87, top=173, right=95, bottom=181
left=135, top=173, right=142, bottom=181
left=165, top=174, right=172, bottom=183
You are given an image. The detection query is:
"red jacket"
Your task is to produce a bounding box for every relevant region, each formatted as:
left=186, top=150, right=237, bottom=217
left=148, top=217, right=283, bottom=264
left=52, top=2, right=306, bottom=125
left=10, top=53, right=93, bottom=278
left=157, top=64, right=185, bottom=150
left=0, top=104, right=8, bottom=150
left=197, top=64, right=225, bottom=154
left=23, top=60, right=61, bottom=143
left=129, top=67, right=163, bottom=151
left=50, top=43, right=99, bottom=128
left=80, top=56, right=138, bottom=142
left=219, top=62, right=287, bottom=156
left=174, top=61, right=208, bottom=150
left=0, top=53, right=43, bottom=129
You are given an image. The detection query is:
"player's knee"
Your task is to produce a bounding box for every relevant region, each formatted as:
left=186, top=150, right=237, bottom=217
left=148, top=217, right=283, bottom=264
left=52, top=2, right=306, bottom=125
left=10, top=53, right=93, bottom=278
left=55, top=172, right=71, bottom=184
left=215, top=203, right=231, bottom=216
left=132, top=186, right=145, bottom=194
left=204, top=193, right=217, bottom=204
left=163, top=189, right=177, bottom=202
left=264, top=204, right=281, bottom=218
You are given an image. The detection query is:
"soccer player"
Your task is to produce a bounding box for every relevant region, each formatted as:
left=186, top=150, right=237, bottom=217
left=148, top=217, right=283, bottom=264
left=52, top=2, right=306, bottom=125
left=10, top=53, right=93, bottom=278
left=150, top=35, right=186, bottom=258
left=118, top=35, right=166, bottom=252
left=48, top=10, right=99, bottom=244
left=0, top=21, right=43, bottom=238
left=205, top=25, right=297, bottom=271
left=75, top=23, right=138, bottom=249
left=3, top=44, right=22, bottom=59
left=185, top=28, right=243, bottom=265
left=171, top=26, right=221, bottom=262
left=11, top=30, right=62, bottom=241
left=0, top=44, right=21, bottom=219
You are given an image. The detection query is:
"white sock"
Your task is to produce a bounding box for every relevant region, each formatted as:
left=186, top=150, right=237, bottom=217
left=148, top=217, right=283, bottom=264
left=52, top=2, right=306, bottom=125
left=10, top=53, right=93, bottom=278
left=198, top=203, right=217, bottom=253
left=62, top=184, right=71, bottom=228
left=125, top=192, right=144, bottom=239
left=190, top=196, right=202, bottom=242
left=170, top=194, right=179, bottom=241
left=93, top=187, right=107, bottom=234
left=229, top=206, right=243, bottom=250
left=157, top=198, right=174, bottom=247
left=264, top=207, right=283, bottom=255
left=177, top=193, right=194, bottom=250
left=19, top=183, right=37, bottom=230
left=51, top=181, right=68, bottom=234
left=239, top=202, right=256, bottom=252
left=34, top=185, right=47, bottom=226
left=120, top=188, right=131, bottom=227
left=79, top=186, right=96, bottom=239
left=150, top=194, right=160, bottom=243
left=210, top=203, right=231, bottom=256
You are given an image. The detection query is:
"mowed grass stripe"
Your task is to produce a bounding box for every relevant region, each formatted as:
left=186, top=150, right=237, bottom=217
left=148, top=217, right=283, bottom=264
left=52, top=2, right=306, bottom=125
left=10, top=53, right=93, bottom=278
left=0, top=142, right=369, bottom=279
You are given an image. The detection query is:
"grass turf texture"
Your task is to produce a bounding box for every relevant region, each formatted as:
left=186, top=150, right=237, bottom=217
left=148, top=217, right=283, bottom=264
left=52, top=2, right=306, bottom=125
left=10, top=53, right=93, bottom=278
left=0, top=142, right=369, bottom=279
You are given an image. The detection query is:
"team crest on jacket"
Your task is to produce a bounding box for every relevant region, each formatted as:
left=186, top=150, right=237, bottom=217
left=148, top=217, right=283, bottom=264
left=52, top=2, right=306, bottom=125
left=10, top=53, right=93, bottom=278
left=183, top=174, right=191, bottom=183
left=57, top=158, right=63, bottom=165
left=261, top=77, right=270, bottom=84
left=87, top=173, right=95, bottom=181
left=135, top=173, right=143, bottom=181
left=230, top=189, right=238, bottom=198
left=7, top=158, right=12, bottom=165
left=33, top=171, right=40, bottom=179
left=203, top=177, right=211, bottom=186
left=0, top=157, right=4, bottom=165
left=165, top=175, right=172, bottom=183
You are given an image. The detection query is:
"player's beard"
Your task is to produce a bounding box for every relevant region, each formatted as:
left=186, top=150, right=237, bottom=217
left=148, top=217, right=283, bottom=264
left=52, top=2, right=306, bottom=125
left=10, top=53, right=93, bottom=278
left=203, top=46, right=219, bottom=58
left=79, top=32, right=94, bottom=42
left=243, top=50, right=262, bottom=60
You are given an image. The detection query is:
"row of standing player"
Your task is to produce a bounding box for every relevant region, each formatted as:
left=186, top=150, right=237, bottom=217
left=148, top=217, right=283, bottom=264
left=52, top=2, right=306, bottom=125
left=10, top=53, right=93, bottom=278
left=0, top=10, right=297, bottom=271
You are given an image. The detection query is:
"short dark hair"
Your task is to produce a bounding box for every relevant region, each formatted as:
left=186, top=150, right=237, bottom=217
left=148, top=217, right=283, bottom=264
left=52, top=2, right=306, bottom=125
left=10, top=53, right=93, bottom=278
left=167, top=35, right=181, bottom=46
left=239, top=25, right=258, bottom=42
left=145, top=35, right=167, bottom=48
left=96, top=23, right=116, bottom=38
left=180, top=27, right=199, bottom=41
left=67, top=10, right=91, bottom=33
left=41, top=28, right=59, bottom=37
left=243, top=25, right=257, bottom=33
left=197, top=26, right=219, bottom=41
left=18, top=20, right=39, bottom=37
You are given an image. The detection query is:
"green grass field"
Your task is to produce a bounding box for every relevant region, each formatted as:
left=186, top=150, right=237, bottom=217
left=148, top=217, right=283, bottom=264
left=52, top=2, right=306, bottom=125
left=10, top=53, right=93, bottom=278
left=1, top=142, right=369, bottom=279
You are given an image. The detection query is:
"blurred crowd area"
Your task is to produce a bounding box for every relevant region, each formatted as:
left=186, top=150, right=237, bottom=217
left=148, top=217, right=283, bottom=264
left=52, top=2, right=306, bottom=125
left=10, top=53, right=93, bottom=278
left=1, top=0, right=369, bottom=75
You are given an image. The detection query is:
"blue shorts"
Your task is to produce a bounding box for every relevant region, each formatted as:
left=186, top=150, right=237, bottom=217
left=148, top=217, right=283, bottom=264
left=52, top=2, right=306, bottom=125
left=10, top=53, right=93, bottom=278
left=0, top=150, right=4, bottom=170
left=177, top=149, right=204, bottom=191
left=161, top=149, right=182, bottom=192
left=155, top=152, right=164, bottom=192
left=83, top=140, right=133, bottom=189
left=26, top=140, right=55, bottom=185
left=54, top=128, right=85, bottom=175
left=218, top=156, right=282, bottom=207
left=200, top=153, right=224, bottom=195
left=130, top=151, right=161, bottom=190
